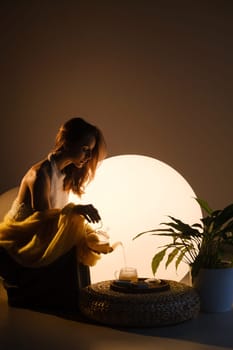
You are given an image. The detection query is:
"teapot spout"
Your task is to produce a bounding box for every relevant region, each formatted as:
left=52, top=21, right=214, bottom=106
left=112, top=241, right=123, bottom=250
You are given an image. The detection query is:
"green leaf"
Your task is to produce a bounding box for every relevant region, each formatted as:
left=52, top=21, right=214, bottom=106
left=151, top=248, right=167, bottom=276
left=165, top=217, right=201, bottom=237
left=212, top=204, right=233, bottom=232
left=151, top=232, right=180, bottom=238
left=165, top=248, right=180, bottom=269
left=132, top=227, right=174, bottom=240
left=132, top=230, right=150, bottom=240
left=195, top=198, right=213, bottom=215
left=175, top=248, right=188, bottom=270
left=150, top=228, right=176, bottom=235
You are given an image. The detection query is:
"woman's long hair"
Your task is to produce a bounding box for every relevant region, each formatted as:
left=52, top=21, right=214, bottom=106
left=51, top=117, right=107, bottom=196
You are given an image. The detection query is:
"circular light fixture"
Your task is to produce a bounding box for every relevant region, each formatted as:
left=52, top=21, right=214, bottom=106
left=69, top=154, right=202, bottom=283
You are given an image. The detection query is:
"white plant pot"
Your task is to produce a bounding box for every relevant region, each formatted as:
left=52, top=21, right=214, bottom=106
left=193, top=268, right=233, bottom=313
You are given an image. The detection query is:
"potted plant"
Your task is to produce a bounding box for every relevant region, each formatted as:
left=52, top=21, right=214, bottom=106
left=134, top=198, right=233, bottom=312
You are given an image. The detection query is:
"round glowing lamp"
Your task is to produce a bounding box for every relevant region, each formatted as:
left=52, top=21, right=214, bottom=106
left=69, top=154, right=202, bottom=283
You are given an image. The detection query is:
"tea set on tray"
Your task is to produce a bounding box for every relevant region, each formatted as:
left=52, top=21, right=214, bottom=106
left=111, top=266, right=170, bottom=293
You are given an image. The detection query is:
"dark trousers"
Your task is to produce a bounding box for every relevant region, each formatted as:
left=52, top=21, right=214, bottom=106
left=0, top=247, right=90, bottom=312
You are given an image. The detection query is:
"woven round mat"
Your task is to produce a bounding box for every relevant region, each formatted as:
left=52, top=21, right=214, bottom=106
left=79, top=279, right=200, bottom=327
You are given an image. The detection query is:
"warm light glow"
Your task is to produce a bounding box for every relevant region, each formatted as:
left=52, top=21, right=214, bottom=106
left=69, top=154, right=202, bottom=283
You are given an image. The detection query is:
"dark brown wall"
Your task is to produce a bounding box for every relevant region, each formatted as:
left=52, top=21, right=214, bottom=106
left=1, top=1, right=233, bottom=208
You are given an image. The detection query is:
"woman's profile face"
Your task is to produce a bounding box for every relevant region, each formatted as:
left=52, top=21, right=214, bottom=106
left=70, top=134, right=96, bottom=168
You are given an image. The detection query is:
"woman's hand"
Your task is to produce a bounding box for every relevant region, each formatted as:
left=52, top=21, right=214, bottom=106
left=74, top=204, right=101, bottom=223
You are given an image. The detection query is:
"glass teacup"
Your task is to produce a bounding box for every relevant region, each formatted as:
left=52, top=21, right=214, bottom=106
left=115, top=267, right=138, bottom=282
